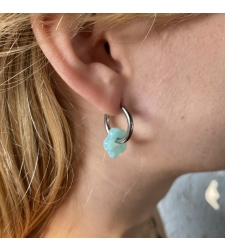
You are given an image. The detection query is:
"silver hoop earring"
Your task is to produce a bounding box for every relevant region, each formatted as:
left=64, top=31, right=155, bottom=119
left=103, top=106, right=134, bottom=158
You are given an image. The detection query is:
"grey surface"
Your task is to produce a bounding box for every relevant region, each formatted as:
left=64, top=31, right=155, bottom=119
left=158, top=171, right=225, bottom=238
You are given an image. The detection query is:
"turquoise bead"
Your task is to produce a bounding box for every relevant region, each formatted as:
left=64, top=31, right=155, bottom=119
left=103, top=128, right=127, bottom=158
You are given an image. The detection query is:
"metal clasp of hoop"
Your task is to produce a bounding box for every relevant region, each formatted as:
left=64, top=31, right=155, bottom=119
left=104, top=106, right=134, bottom=144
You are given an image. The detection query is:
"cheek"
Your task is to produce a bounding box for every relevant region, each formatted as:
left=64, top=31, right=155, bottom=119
left=129, top=19, right=225, bottom=172
left=135, top=74, right=225, bottom=173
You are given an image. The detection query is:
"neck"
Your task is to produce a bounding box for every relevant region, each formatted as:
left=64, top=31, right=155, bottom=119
left=43, top=146, right=176, bottom=237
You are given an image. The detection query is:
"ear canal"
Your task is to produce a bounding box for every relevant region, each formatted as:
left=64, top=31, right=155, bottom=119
left=104, top=41, right=110, bottom=54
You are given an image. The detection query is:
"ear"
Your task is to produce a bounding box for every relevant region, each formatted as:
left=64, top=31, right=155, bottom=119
left=31, top=14, right=124, bottom=115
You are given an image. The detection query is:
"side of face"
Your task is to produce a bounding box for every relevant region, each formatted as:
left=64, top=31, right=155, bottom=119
left=106, top=14, right=225, bottom=174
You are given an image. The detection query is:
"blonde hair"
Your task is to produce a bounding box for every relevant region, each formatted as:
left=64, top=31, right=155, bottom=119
left=0, top=13, right=199, bottom=237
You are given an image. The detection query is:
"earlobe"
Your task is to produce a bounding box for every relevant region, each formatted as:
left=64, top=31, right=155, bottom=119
left=31, top=14, right=123, bottom=115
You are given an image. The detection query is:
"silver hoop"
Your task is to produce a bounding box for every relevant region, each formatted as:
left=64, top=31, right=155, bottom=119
left=104, top=106, right=134, bottom=144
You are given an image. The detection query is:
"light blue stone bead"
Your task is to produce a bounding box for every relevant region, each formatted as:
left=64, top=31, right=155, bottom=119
left=103, top=128, right=127, bottom=158
left=108, top=150, right=119, bottom=158
left=103, top=137, right=114, bottom=151
left=115, top=142, right=127, bottom=153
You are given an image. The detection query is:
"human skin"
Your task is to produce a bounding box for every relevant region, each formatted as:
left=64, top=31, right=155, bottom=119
left=32, top=14, right=225, bottom=237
